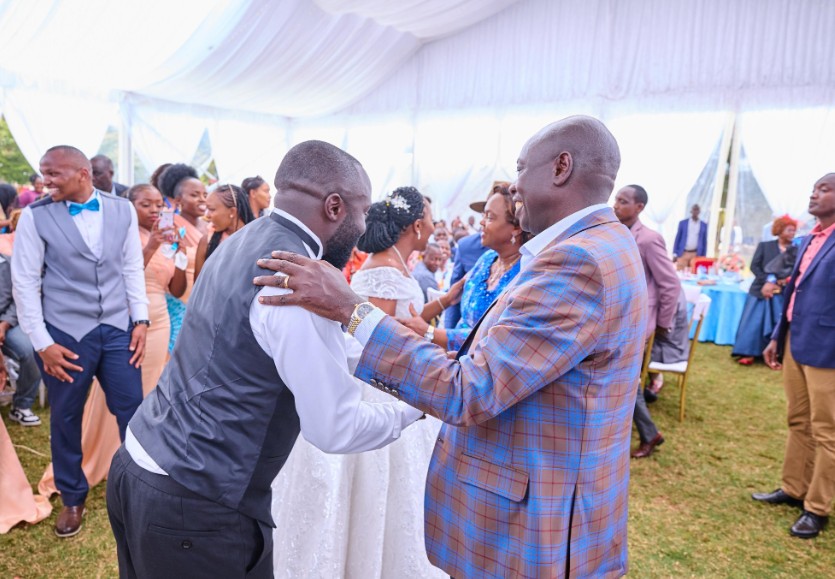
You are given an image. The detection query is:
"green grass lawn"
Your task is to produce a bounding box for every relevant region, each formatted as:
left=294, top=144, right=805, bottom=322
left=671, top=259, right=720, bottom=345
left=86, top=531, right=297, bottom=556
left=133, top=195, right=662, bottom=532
left=2, top=343, right=834, bottom=578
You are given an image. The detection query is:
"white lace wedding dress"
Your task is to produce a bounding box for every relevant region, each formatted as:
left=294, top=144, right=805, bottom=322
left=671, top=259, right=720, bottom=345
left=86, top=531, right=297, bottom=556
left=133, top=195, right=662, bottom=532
left=271, top=266, right=445, bottom=579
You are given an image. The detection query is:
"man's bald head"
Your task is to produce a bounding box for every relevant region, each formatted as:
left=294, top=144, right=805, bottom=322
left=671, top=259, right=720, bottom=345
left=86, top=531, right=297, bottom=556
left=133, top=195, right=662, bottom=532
left=531, top=115, right=620, bottom=203
left=274, top=140, right=368, bottom=202
left=511, top=116, right=621, bottom=234
left=90, top=154, right=115, bottom=191
left=272, top=140, right=373, bottom=270
left=44, top=145, right=92, bottom=172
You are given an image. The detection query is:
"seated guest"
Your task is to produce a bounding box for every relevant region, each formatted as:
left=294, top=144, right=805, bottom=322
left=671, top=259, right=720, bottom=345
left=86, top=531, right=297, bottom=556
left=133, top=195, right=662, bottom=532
left=732, top=215, right=797, bottom=365
left=0, top=253, right=41, bottom=426
left=400, top=183, right=528, bottom=350
left=412, top=243, right=443, bottom=302
left=158, top=164, right=208, bottom=351
left=242, top=175, right=272, bottom=218
left=194, top=184, right=255, bottom=281
left=614, top=184, right=681, bottom=458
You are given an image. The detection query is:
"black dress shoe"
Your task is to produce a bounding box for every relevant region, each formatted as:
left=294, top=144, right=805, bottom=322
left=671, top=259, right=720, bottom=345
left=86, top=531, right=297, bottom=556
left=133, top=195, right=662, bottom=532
left=790, top=511, right=828, bottom=538
left=643, top=388, right=658, bottom=404
left=751, top=488, right=804, bottom=508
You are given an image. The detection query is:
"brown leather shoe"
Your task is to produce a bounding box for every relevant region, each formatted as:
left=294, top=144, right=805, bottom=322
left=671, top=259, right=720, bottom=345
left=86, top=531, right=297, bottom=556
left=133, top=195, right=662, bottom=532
left=631, top=433, right=665, bottom=459
left=55, top=504, right=86, bottom=538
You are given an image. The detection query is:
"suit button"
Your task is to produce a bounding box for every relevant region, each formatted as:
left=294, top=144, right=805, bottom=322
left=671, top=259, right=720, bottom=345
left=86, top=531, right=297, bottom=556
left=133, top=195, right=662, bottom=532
left=181, top=540, right=192, bottom=549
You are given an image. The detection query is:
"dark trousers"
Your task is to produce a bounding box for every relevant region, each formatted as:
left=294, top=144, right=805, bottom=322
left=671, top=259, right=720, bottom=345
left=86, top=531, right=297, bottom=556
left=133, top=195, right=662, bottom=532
left=107, top=447, right=273, bottom=578
left=634, top=382, right=659, bottom=444
left=35, top=323, right=142, bottom=506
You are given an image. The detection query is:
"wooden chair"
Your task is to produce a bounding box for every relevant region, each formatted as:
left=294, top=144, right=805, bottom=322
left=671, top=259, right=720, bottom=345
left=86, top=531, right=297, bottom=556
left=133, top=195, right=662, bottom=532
left=639, top=330, right=656, bottom=389
left=648, top=293, right=711, bottom=421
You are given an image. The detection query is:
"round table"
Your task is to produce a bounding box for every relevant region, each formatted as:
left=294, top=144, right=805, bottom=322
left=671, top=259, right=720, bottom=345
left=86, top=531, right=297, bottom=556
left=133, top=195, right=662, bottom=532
left=683, top=281, right=748, bottom=346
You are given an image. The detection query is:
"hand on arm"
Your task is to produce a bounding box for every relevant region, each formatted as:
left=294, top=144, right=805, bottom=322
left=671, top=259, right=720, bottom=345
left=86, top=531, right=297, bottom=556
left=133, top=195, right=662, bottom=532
left=254, top=251, right=362, bottom=325
left=398, top=303, right=449, bottom=349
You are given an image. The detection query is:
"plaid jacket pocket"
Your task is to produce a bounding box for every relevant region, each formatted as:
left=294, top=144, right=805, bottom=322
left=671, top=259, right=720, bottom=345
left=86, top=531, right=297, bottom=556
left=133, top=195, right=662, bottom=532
left=456, top=453, right=529, bottom=502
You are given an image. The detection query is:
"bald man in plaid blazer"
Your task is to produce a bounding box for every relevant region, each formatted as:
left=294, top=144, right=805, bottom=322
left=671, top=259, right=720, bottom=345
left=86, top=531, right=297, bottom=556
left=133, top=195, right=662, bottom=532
left=256, top=117, right=647, bottom=578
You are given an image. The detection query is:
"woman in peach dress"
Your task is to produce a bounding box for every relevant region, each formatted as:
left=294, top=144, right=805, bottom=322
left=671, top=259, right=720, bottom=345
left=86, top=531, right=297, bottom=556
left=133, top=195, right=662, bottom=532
left=1, top=416, right=51, bottom=533
left=38, top=185, right=187, bottom=497
left=157, top=163, right=208, bottom=351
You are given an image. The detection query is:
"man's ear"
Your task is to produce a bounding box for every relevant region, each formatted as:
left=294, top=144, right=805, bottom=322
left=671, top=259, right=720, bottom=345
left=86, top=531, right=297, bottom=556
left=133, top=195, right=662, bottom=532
left=552, top=151, right=573, bottom=186
left=323, top=193, right=344, bottom=223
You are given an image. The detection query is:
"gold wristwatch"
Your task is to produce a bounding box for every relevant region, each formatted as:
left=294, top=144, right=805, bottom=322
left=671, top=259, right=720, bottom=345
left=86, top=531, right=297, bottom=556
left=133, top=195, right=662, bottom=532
left=347, top=302, right=375, bottom=336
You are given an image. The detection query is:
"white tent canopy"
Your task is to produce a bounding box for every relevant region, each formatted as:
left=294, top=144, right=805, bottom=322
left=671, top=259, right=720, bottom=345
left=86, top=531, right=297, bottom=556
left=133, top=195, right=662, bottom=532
left=1, top=0, right=834, bottom=247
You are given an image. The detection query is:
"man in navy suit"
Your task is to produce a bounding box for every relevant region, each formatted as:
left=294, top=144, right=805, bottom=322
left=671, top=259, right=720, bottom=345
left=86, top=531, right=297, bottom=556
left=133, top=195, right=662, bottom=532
left=753, top=173, right=835, bottom=539
left=672, top=203, right=708, bottom=269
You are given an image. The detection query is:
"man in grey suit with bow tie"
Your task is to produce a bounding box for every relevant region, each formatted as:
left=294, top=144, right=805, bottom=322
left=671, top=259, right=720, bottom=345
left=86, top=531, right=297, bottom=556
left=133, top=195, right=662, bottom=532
left=12, top=145, right=148, bottom=538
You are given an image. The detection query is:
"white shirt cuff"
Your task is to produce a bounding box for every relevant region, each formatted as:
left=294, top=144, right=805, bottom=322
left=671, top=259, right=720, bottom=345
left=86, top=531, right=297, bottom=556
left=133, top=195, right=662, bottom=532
left=29, top=326, right=55, bottom=351
left=130, top=304, right=149, bottom=322
left=352, top=307, right=386, bottom=346
left=397, top=401, right=426, bottom=427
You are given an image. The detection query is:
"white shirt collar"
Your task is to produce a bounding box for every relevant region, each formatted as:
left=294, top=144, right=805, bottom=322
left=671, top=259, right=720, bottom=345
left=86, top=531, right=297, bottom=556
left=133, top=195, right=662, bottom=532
left=520, top=203, right=609, bottom=270
left=273, top=208, right=323, bottom=259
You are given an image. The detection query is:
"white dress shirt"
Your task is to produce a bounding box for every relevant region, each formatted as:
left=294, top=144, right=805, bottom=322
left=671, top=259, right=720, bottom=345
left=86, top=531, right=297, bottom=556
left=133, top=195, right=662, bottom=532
left=126, top=209, right=423, bottom=475
left=11, top=190, right=149, bottom=351
left=685, top=218, right=701, bottom=251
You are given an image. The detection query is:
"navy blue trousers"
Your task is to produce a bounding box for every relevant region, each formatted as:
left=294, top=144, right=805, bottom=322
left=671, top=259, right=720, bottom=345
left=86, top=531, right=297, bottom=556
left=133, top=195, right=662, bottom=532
left=36, top=323, right=142, bottom=506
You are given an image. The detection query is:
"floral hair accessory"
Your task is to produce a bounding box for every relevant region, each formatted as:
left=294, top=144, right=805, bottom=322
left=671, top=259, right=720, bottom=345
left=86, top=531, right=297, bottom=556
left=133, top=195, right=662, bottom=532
left=388, top=194, right=411, bottom=212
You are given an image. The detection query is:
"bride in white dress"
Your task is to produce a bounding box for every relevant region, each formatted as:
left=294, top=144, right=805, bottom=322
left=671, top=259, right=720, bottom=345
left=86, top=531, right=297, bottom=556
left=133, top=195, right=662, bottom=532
left=272, top=187, right=447, bottom=578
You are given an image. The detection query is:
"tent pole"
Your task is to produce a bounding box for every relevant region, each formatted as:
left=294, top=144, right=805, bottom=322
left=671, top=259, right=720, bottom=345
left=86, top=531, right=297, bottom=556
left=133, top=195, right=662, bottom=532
left=707, top=112, right=735, bottom=257
left=118, top=95, right=134, bottom=185
left=720, top=118, right=742, bottom=258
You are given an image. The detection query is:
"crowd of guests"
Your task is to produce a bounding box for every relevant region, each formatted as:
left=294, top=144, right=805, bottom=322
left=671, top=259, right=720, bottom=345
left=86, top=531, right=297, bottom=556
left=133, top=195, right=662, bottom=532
left=0, top=141, right=833, bottom=559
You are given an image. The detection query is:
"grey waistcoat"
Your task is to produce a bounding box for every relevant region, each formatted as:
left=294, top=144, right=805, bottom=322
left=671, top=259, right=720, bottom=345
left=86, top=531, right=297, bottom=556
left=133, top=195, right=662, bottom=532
left=129, top=213, right=318, bottom=526
left=29, top=192, right=133, bottom=341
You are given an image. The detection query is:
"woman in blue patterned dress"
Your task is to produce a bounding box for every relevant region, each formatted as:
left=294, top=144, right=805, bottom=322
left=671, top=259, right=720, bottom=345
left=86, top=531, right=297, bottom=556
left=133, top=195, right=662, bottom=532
left=400, top=182, right=531, bottom=348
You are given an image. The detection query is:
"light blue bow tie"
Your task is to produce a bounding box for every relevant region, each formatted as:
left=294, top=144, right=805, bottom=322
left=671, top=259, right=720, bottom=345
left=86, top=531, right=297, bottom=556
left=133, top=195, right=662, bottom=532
left=68, top=197, right=100, bottom=216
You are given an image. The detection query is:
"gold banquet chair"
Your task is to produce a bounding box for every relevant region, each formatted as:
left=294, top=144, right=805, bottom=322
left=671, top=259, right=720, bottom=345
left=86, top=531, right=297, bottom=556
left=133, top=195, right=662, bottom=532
left=648, top=293, right=711, bottom=422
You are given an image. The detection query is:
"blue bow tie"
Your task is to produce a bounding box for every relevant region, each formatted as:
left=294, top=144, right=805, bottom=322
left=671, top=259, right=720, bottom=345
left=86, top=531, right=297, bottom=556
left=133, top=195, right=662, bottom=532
left=68, top=197, right=100, bottom=216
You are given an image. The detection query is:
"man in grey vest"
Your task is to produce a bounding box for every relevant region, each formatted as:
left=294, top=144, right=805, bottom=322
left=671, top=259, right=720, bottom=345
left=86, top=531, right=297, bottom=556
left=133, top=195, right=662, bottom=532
left=11, top=145, right=149, bottom=538
left=107, top=141, right=424, bottom=578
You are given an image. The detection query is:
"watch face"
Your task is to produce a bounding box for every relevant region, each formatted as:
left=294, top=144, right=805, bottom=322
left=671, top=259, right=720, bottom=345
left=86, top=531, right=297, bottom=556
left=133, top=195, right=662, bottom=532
left=356, top=303, right=375, bottom=318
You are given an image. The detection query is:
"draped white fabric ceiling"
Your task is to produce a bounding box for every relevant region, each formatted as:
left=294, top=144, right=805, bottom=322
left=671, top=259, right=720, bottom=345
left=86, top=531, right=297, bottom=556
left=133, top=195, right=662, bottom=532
left=1, top=0, right=834, bottom=244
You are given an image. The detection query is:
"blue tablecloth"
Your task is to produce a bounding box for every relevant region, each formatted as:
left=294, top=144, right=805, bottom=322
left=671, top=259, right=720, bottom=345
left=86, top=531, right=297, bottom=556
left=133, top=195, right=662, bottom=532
left=683, top=281, right=748, bottom=346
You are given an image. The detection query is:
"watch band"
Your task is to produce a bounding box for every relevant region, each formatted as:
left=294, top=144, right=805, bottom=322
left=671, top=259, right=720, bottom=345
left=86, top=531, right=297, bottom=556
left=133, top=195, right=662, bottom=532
left=133, top=320, right=151, bottom=327
left=347, top=302, right=374, bottom=336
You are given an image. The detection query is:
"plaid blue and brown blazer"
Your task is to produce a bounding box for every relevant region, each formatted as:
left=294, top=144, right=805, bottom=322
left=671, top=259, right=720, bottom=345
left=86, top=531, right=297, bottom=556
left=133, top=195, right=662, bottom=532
left=356, top=208, right=648, bottom=578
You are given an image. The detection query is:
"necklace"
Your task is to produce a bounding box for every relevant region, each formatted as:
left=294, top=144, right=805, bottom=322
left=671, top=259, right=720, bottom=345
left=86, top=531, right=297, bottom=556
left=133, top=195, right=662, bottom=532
left=391, top=245, right=412, bottom=275
left=487, top=254, right=520, bottom=289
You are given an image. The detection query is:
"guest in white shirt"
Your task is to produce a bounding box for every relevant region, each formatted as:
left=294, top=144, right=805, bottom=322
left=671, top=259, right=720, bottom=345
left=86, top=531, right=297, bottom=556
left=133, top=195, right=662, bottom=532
left=11, top=145, right=148, bottom=538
